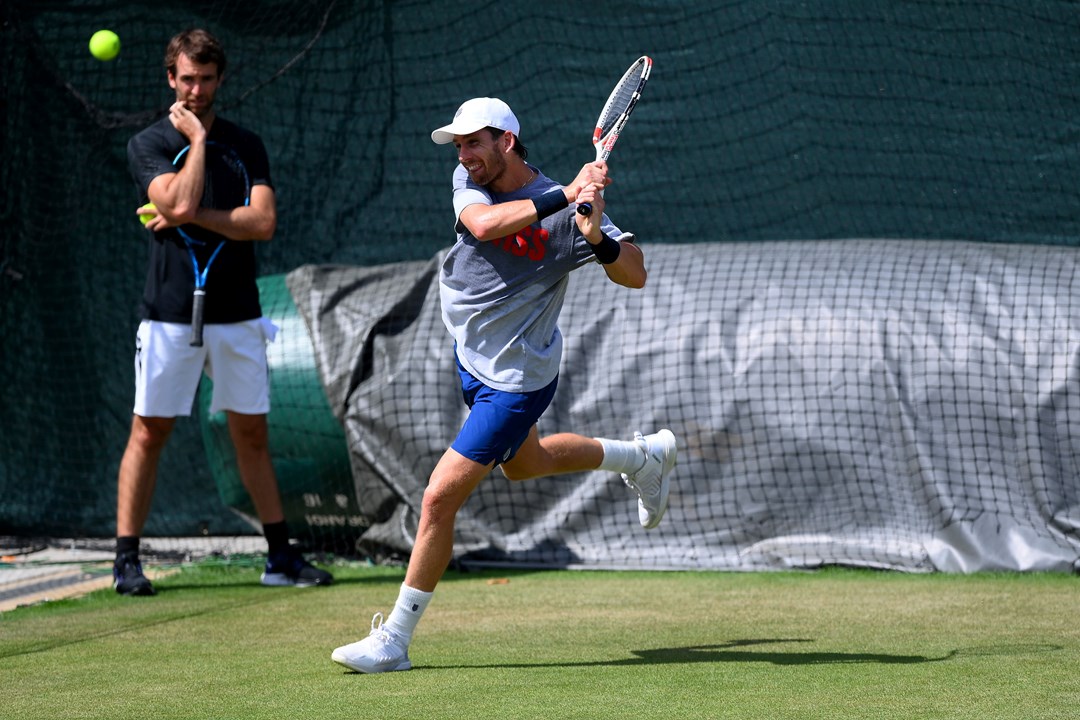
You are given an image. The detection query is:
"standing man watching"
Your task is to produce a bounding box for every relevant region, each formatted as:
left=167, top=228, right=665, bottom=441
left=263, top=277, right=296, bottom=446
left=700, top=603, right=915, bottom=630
left=331, top=97, right=675, bottom=673
left=114, top=28, right=332, bottom=595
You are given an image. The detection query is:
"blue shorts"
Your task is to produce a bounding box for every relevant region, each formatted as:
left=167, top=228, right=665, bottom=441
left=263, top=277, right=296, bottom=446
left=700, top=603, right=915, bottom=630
left=451, top=357, right=559, bottom=466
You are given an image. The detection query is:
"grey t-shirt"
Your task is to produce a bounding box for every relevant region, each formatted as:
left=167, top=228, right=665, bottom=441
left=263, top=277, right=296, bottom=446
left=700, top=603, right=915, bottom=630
left=440, top=163, right=632, bottom=392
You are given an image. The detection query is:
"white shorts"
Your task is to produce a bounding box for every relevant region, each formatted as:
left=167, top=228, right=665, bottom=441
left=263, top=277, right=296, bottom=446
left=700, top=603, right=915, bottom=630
left=132, top=318, right=278, bottom=417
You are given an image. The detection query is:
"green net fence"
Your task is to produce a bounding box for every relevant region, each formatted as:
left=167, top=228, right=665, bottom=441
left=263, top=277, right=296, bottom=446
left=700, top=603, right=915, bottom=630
left=3, top=1, right=1079, bottom=566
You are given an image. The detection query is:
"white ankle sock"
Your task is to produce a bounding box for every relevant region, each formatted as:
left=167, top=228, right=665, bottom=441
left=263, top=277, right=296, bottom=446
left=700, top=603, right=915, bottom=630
left=384, top=584, right=433, bottom=643
left=596, top=437, right=646, bottom=474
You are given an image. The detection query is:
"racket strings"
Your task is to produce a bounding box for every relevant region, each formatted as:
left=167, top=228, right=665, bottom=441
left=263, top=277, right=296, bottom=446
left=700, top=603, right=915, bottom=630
left=596, top=60, right=649, bottom=137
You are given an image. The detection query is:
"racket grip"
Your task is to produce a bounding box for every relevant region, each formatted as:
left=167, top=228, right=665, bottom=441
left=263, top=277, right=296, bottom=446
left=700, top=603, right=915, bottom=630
left=190, top=289, right=206, bottom=347
left=576, top=187, right=604, bottom=217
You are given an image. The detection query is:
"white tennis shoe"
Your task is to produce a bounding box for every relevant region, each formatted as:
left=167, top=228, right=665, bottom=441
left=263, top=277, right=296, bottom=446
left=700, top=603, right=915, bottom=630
left=621, top=429, right=677, bottom=529
left=331, top=612, right=412, bottom=673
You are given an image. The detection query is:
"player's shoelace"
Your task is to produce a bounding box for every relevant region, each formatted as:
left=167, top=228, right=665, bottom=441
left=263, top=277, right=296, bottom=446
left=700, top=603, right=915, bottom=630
left=368, top=612, right=397, bottom=647
left=623, top=433, right=656, bottom=496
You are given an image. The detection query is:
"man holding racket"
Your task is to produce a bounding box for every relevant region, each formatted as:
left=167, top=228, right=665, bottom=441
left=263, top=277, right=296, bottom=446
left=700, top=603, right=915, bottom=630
left=332, top=97, right=676, bottom=673
left=114, top=28, right=331, bottom=595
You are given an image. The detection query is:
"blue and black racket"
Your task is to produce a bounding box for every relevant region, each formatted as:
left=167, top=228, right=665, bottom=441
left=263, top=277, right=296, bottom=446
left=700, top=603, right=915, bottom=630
left=171, top=141, right=250, bottom=346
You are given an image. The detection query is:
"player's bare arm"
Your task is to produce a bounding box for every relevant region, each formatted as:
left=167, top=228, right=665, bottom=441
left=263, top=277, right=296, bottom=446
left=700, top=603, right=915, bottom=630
left=141, top=177, right=275, bottom=242
left=146, top=102, right=208, bottom=223
left=459, top=161, right=612, bottom=242
left=458, top=199, right=543, bottom=242
left=601, top=240, right=646, bottom=288
left=191, top=185, right=277, bottom=241
left=575, top=181, right=646, bottom=289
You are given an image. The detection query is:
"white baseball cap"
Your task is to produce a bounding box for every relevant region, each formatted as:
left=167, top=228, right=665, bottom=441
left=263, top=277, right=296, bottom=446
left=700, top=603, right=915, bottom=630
left=431, top=97, right=520, bottom=144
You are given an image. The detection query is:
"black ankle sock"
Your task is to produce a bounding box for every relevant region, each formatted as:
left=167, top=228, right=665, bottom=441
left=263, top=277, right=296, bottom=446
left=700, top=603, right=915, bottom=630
left=263, top=521, right=291, bottom=556
left=116, top=536, right=140, bottom=559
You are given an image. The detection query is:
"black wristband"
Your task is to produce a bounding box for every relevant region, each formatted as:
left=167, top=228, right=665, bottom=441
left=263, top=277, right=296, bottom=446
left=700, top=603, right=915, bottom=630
left=532, top=190, right=569, bottom=220
left=589, top=232, right=622, bottom=264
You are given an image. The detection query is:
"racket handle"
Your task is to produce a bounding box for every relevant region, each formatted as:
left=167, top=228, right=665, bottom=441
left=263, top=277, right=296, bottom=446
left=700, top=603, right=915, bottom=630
left=576, top=186, right=606, bottom=217
left=190, top=289, right=206, bottom=347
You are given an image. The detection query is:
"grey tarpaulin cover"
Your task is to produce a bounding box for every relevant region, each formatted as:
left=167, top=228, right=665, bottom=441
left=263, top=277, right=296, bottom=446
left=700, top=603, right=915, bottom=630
left=287, top=240, right=1080, bottom=572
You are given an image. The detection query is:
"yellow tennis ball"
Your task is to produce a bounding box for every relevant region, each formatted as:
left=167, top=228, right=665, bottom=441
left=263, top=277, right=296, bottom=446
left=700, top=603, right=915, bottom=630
left=89, top=30, right=120, bottom=61
left=139, top=203, right=156, bottom=225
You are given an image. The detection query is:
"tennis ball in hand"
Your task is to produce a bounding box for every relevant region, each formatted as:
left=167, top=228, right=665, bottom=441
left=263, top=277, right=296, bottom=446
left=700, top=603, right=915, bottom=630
left=139, top=203, right=156, bottom=226
left=89, top=30, right=120, bottom=61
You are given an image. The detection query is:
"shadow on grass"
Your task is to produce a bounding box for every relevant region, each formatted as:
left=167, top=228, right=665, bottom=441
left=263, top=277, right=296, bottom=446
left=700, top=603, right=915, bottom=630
left=0, top=595, right=281, bottom=660
left=157, top=571, right=398, bottom=592
left=1, top=573, right=396, bottom=660
left=421, top=638, right=1063, bottom=670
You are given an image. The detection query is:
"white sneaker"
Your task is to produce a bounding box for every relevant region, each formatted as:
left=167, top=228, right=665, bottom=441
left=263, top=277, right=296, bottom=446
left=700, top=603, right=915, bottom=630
left=621, top=429, right=676, bottom=529
left=331, top=612, right=412, bottom=673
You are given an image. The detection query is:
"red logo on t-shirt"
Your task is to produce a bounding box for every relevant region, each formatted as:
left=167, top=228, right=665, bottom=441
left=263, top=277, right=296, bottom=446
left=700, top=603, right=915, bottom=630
left=496, top=226, right=548, bottom=261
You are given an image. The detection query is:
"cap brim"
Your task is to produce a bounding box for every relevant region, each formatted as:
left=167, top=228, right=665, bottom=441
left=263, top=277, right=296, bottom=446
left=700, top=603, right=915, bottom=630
left=431, top=120, right=488, bottom=144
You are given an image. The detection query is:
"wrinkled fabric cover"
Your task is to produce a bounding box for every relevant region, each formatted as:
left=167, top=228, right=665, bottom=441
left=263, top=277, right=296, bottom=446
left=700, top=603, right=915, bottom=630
left=288, top=240, right=1080, bottom=572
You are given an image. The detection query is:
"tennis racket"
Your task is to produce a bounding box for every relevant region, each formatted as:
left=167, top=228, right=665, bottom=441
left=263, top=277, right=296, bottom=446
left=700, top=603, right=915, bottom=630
left=577, top=55, right=653, bottom=217
left=171, top=141, right=251, bottom=346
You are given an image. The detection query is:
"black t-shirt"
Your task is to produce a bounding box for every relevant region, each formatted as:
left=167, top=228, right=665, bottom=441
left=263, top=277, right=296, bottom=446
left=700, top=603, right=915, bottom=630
left=126, top=115, right=273, bottom=323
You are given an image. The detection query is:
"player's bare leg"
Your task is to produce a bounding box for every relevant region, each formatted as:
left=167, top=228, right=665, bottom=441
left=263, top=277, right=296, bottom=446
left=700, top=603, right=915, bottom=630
left=114, top=415, right=175, bottom=595
left=226, top=411, right=284, bottom=523
left=117, top=415, right=175, bottom=536
left=505, top=425, right=677, bottom=528
left=333, top=448, right=488, bottom=673
left=406, top=449, right=492, bottom=591
left=500, top=428, right=603, bottom=480
left=226, top=411, right=333, bottom=588
left=332, top=428, right=676, bottom=672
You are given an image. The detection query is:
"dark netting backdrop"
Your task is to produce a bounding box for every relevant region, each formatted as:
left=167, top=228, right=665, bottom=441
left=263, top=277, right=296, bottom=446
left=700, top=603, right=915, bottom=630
left=2, top=1, right=1078, bottom=570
